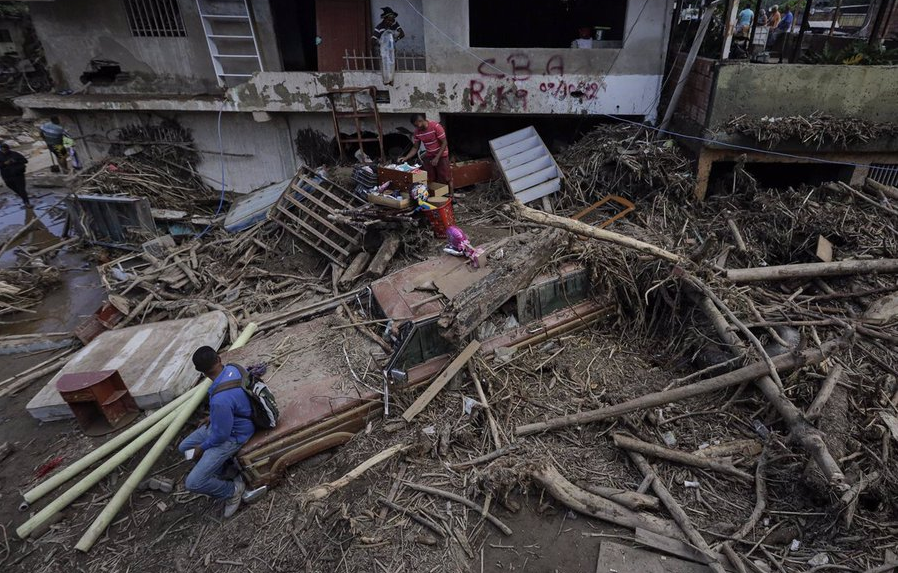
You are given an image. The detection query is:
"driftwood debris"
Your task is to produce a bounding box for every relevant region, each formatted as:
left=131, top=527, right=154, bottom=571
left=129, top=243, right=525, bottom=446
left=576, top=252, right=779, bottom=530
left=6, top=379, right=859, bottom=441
left=530, top=464, right=683, bottom=540
left=511, top=201, right=684, bottom=263
left=300, top=443, right=410, bottom=504
left=727, top=258, right=898, bottom=284
left=516, top=339, right=845, bottom=436
left=367, top=234, right=401, bottom=278
left=438, top=229, right=566, bottom=343
left=402, top=340, right=481, bottom=422
left=402, top=481, right=512, bottom=535
left=624, top=451, right=728, bottom=573
left=695, top=295, right=848, bottom=489
left=612, top=434, right=753, bottom=482
left=575, top=482, right=661, bottom=512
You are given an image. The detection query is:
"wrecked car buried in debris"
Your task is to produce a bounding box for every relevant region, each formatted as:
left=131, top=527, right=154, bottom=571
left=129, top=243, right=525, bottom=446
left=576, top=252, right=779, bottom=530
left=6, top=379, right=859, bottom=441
left=234, top=250, right=614, bottom=487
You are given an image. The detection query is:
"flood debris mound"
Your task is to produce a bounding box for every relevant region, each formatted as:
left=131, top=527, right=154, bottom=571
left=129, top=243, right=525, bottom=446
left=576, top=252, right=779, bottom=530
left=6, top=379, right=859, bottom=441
left=556, top=124, right=694, bottom=208
left=0, top=263, right=59, bottom=316
left=725, top=112, right=898, bottom=149
left=6, top=123, right=898, bottom=573
left=75, top=122, right=216, bottom=212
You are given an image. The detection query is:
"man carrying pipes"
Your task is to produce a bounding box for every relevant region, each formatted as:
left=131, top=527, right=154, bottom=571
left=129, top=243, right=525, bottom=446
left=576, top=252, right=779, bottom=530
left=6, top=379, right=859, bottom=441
left=178, top=347, right=255, bottom=518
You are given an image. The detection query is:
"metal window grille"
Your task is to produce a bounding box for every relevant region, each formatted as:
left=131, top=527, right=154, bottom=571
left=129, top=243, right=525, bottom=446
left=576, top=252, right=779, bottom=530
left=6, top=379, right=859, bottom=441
left=869, top=163, right=898, bottom=188
left=124, top=0, right=186, bottom=37
left=343, top=50, right=426, bottom=72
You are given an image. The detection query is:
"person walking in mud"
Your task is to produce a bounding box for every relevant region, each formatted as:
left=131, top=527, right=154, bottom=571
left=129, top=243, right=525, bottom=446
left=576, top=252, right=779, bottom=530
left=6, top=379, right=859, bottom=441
left=0, top=143, right=31, bottom=208
left=39, top=116, right=69, bottom=174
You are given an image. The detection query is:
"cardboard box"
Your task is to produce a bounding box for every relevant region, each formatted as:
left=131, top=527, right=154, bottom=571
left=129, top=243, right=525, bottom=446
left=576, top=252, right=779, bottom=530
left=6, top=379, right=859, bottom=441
left=428, top=182, right=449, bottom=198
left=367, top=192, right=411, bottom=209
left=378, top=166, right=428, bottom=193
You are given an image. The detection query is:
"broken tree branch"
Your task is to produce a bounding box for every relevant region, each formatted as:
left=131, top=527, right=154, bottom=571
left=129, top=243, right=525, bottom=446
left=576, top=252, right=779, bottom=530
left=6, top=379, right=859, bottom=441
left=516, top=339, right=846, bottom=436
left=612, top=434, right=753, bottom=482
left=731, top=447, right=768, bottom=543
left=805, top=363, right=844, bottom=422
left=530, top=464, right=683, bottom=540
left=300, top=443, right=410, bottom=504
left=403, top=481, right=512, bottom=535
left=511, top=201, right=685, bottom=263
left=625, top=450, right=727, bottom=573
left=727, top=259, right=898, bottom=284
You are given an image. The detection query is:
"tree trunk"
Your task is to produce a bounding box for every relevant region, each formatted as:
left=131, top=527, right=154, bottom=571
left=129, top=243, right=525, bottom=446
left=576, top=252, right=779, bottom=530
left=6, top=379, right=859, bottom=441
left=727, top=259, right=898, bottom=284
left=531, top=464, right=684, bottom=540
left=438, top=228, right=566, bottom=343
left=515, top=339, right=845, bottom=436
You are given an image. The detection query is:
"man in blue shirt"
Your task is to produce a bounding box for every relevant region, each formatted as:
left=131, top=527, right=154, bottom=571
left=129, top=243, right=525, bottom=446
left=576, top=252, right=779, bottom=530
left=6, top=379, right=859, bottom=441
left=39, top=116, right=69, bottom=173
left=736, top=4, right=754, bottom=36
left=178, top=346, right=255, bottom=518
left=778, top=7, right=794, bottom=31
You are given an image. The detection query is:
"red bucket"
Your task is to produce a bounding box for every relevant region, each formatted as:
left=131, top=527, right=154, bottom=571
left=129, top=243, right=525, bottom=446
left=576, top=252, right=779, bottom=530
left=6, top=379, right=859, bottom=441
left=423, top=197, right=455, bottom=238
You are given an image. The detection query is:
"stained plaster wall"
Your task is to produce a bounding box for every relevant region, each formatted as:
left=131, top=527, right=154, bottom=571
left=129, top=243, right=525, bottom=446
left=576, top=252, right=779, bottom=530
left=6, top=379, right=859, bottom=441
left=708, top=63, right=898, bottom=129
left=27, top=0, right=282, bottom=94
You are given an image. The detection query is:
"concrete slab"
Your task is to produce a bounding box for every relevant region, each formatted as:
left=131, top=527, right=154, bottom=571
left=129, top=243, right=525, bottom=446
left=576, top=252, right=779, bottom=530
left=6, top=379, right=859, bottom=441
left=26, top=311, right=228, bottom=422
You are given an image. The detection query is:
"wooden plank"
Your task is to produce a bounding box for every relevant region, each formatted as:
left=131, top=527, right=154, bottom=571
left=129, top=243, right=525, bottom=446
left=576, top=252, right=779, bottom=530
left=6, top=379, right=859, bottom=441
left=510, top=164, right=558, bottom=193
left=295, top=174, right=359, bottom=209
left=489, top=126, right=537, bottom=150
left=505, top=154, right=553, bottom=181
left=401, top=340, right=481, bottom=422
left=281, top=193, right=360, bottom=245
left=597, top=542, right=713, bottom=573
left=635, top=528, right=722, bottom=565
left=273, top=206, right=350, bottom=258
left=816, top=235, right=833, bottom=262
left=492, top=136, right=541, bottom=161
left=499, top=145, right=546, bottom=171
left=515, top=179, right=561, bottom=204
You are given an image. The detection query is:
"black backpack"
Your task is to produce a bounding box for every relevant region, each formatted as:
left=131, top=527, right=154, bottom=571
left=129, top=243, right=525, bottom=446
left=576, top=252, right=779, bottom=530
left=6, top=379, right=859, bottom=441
left=211, top=364, right=279, bottom=430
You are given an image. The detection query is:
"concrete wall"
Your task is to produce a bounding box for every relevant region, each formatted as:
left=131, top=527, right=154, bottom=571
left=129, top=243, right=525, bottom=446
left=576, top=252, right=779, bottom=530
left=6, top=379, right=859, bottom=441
left=708, top=63, right=898, bottom=129
left=371, top=0, right=424, bottom=56
left=27, top=0, right=282, bottom=94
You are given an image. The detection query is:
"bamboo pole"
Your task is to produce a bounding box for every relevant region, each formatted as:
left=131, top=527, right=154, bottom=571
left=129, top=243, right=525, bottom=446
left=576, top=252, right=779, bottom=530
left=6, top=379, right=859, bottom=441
left=22, top=384, right=202, bottom=504
left=16, top=409, right=181, bottom=539
left=74, top=323, right=258, bottom=552
left=727, top=259, right=898, bottom=283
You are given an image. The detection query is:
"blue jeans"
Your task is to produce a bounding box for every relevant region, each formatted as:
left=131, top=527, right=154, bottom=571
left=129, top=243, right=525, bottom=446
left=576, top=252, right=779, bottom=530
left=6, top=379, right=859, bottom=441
left=177, top=426, right=244, bottom=499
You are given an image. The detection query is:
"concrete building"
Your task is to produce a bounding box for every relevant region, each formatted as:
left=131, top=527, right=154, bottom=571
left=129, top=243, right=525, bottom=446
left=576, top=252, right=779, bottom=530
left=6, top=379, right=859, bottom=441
left=15, top=0, right=675, bottom=192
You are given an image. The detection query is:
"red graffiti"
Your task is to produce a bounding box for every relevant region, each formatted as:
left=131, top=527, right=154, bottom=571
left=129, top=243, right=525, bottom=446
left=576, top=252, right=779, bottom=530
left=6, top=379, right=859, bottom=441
left=546, top=55, right=565, bottom=75
left=538, top=79, right=600, bottom=101
left=468, top=79, right=528, bottom=111
left=469, top=79, right=486, bottom=107
left=477, top=55, right=566, bottom=79
left=477, top=58, right=505, bottom=79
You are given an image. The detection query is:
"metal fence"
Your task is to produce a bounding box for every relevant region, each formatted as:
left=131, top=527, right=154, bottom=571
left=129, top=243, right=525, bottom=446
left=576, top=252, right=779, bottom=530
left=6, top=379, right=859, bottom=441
left=343, top=50, right=426, bottom=72
left=869, top=163, right=898, bottom=188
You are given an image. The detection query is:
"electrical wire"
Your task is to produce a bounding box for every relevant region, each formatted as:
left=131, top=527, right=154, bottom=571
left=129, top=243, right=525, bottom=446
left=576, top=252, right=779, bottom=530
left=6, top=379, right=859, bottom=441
left=195, top=100, right=227, bottom=239
left=402, top=1, right=891, bottom=172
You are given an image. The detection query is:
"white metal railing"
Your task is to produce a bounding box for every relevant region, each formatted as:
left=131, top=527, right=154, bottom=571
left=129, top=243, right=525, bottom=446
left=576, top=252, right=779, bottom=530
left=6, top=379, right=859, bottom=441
left=342, top=50, right=425, bottom=72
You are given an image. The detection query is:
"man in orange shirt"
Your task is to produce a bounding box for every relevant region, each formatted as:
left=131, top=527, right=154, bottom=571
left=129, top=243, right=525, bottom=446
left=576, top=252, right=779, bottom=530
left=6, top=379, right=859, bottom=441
left=400, top=113, right=452, bottom=188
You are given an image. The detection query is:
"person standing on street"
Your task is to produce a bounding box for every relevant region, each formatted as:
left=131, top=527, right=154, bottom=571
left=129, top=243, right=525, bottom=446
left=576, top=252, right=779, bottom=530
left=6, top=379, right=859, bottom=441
left=0, top=143, right=30, bottom=208
left=39, top=116, right=69, bottom=173
left=400, top=113, right=452, bottom=189
left=178, top=346, right=254, bottom=518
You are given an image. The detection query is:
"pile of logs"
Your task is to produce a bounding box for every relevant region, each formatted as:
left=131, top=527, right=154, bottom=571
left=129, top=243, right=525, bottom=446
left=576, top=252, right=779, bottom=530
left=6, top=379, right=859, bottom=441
left=725, top=112, right=898, bottom=149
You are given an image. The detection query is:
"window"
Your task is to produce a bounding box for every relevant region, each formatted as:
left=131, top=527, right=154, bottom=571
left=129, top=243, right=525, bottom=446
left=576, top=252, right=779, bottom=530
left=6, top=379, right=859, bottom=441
left=516, top=268, right=590, bottom=324
left=394, top=320, right=454, bottom=372
left=124, top=0, right=186, bottom=37
left=470, top=0, right=625, bottom=49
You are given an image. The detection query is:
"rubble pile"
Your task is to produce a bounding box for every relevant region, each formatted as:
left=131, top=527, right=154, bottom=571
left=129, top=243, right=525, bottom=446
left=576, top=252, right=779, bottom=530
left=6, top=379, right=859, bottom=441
left=0, top=263, right=59, bottom=315
left=556, top=124, right=694, bottom=208
left=725, top=112, right=898, bottom=149
left=76, top=123, right=216, bottom=212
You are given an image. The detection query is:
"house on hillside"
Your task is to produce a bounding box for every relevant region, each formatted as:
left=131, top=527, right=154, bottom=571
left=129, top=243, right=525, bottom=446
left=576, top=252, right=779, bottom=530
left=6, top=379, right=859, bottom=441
left=13, top=0, right=675, bottom=192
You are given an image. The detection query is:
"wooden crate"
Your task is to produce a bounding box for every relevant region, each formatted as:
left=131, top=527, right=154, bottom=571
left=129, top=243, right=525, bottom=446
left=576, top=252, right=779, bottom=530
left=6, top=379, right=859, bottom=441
left=378, top=166, right=428, bottom=193
left=270, top=167, right=366, bottom=267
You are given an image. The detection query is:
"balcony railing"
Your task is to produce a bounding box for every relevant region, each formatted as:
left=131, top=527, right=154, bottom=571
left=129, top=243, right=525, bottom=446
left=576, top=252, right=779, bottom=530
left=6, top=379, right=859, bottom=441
left=342, top=50, right=426, bottom=72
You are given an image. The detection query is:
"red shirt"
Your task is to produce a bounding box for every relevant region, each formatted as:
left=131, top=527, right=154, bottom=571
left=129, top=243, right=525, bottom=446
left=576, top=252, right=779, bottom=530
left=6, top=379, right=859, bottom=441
left=413, top=120, right=449, bottom=158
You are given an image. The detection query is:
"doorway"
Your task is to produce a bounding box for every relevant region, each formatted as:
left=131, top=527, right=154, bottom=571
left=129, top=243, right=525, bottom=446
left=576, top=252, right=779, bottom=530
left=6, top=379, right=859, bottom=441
left=316, top=0, right=371, bottom=72
left=270, top=0, right=318, bottom=71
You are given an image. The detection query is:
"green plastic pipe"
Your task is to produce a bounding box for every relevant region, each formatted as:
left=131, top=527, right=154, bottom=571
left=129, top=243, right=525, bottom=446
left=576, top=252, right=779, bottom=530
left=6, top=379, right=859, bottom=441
left=75, top=323, right=258, bottom=552
left=16, top=408, right=181, bottom=539
left=22, top=385, right=203, bottom=505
